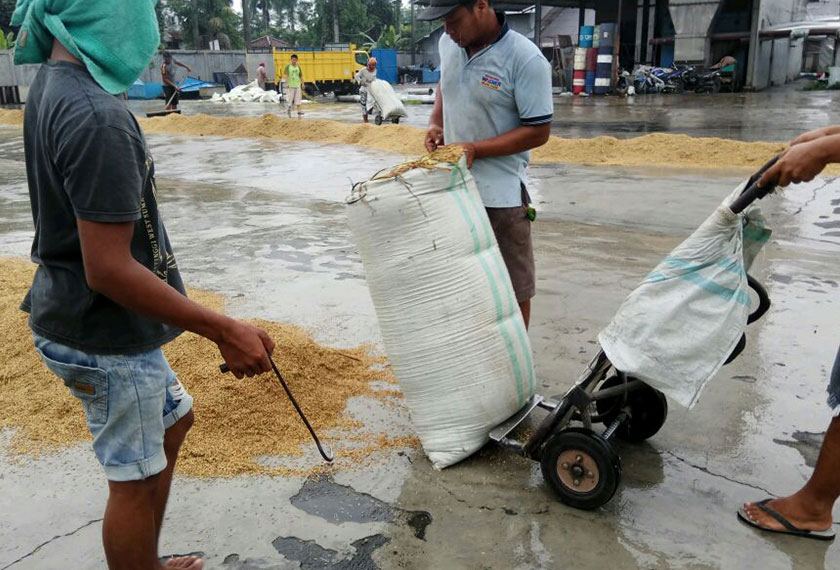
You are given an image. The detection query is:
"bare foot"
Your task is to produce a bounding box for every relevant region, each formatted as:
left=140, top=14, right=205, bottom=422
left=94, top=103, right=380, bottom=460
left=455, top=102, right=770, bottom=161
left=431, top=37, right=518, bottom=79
left=742, top=495, right=833, bottom=532
left=164, top=556, right=203, bottom=570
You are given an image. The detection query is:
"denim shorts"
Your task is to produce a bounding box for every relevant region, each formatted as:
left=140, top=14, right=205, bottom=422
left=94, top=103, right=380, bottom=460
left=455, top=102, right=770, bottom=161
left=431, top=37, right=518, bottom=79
left=33, top=334, right=194, bottom=481
left=829, top=344, right=840, bottom=417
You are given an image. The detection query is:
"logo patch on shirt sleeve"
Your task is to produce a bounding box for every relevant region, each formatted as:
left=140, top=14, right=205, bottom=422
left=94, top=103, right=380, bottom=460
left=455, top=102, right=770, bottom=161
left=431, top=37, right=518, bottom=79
left=481, top=73, right=502, bottom=90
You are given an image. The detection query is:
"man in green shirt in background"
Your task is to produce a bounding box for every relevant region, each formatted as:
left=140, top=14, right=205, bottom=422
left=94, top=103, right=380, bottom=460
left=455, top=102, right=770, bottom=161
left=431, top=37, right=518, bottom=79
left=283, top=54, right=303, bottom=118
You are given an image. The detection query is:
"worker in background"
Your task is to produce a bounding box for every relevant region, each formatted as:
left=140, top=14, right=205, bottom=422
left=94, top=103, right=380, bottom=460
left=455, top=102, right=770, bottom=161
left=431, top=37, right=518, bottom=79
left=11, top=1, right=275, bottom=568
left=161, top=50, right=191, bottom=111
left=738, top=125, right=840, bottom=541
left=256, top=61, right=268, bottom=90
left=418, top=0, right=552, bottom=328
left=283, top=54, right=304, bottom=118
left=355, top=57, right=377, bottom=123
left=710, top=55, right=736, bottom=70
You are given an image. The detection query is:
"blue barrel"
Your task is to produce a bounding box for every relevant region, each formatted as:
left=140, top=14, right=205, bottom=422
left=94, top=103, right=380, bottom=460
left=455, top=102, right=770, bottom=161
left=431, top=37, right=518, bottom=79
left=598, top=23, right=617, bottom=50
left=584, top=70, right=596, bottom=93
left=579, top=25, right=594, bottom=47
left=595, top=45, right=613, bottom=95
left=585, top=47, right=598, bottom=71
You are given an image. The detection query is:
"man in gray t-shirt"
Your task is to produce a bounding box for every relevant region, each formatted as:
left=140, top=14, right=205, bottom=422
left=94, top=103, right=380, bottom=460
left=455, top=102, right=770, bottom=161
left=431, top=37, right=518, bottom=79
left=419, top=0, right=553, bottom=328
left=22, top=26, right=275, bottom=570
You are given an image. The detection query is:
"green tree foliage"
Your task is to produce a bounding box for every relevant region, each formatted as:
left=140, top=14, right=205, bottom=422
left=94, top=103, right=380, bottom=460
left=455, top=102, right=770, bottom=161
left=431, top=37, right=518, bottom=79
left=167, top=0, right=244, bottom=49
left=0, top=0, right=14, bottom=34
left=158, top=0, right=429, bottom=51
left=295, top=0, right=396, bottom=46
left=0, top=29, right=13, bottom=50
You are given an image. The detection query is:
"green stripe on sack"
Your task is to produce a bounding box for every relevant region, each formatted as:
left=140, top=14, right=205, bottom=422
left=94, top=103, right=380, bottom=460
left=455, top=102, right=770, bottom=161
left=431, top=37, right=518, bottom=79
left=678, top=270, right=751, bottom=306
left=660, top=256, right=751, bottom=306
left=743, top=225, right=771, bottom=244
left=447, top=166, right=527, bottom=405
left=458, top=172, right=536, bottom=395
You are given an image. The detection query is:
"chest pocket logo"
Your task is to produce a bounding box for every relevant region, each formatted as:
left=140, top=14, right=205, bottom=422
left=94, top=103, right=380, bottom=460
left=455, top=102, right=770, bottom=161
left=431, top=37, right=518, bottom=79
left=481, top=73, right=502, bottom=90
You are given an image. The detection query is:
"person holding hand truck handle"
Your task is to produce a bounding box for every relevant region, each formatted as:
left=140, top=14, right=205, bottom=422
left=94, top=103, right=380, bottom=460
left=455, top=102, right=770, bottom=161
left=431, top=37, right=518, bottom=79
left=738, top=125, right=840, bottom=541
left=419, top=0, right=553, bottom=328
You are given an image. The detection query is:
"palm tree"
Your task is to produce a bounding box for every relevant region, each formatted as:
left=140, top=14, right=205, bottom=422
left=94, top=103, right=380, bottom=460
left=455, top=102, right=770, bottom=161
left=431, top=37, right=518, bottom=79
left=277, top=0, right=297, bottom=34
left=248, top=0, right=271, bottom=34
left=261, top=0, right=270, bottom=33
left=242, top=0, right=252, bottom=46
left=192, top=0, right=201, bottom=47
left=332, top=0, right=339, bottom=43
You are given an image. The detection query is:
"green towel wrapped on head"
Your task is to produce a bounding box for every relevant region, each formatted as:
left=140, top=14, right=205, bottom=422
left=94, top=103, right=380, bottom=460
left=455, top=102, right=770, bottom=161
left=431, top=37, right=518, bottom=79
left=12, top=0, right=161, bottom=94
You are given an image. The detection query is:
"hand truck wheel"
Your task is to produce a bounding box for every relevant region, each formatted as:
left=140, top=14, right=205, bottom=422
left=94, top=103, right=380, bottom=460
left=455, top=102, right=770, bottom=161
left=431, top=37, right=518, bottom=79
left=540, top=428, right=621, bottom=510
left=374, top=114, right=383, bottom=126
left=595, top=376, right=668, bottom=442
left=391, top=117, right=400, bottom=124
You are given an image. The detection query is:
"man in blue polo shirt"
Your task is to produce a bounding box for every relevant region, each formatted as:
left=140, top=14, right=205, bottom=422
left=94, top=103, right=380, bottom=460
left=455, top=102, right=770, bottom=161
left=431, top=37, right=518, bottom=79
left=419, top=0, right=553, bottom=327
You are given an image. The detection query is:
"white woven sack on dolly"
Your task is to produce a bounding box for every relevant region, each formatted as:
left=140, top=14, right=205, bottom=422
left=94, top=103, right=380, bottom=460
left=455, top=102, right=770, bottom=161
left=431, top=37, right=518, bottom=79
left=346, top=154, right=536, bottom=468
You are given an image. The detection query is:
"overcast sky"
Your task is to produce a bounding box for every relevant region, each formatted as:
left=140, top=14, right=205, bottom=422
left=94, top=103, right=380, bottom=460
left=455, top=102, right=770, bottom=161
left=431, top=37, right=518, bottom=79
left=231, top=0, right=242, bottom=13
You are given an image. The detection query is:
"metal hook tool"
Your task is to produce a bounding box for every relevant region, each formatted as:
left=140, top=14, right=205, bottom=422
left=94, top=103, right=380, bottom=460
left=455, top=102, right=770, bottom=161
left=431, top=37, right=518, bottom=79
left=220, top=356, right=334, bottom=463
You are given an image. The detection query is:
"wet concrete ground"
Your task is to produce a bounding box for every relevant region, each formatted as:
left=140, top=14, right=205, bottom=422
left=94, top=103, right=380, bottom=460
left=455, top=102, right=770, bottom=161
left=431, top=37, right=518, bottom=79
left=2, top=123, right=840, bottom=569
left=124, top=80, right=840, bottom=142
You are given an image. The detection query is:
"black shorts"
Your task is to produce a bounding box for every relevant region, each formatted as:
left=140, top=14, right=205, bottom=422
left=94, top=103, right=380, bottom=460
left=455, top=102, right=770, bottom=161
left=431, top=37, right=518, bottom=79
left=163, top=85, right=179, bottom=106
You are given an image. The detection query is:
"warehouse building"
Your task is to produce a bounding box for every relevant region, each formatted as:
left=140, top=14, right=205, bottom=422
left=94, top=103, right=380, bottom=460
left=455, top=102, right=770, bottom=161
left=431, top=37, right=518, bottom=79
left=414, top=0, right=840, bottom=90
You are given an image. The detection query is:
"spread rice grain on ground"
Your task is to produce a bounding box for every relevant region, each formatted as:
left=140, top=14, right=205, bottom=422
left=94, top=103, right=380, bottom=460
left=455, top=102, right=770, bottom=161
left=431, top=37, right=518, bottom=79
left=0, top=258, right=415, bottom=478
left=0, top=109, right=829, bottom=173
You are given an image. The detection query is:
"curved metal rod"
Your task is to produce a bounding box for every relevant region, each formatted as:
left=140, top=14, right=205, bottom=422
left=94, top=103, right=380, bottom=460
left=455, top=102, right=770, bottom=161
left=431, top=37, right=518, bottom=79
left=729, top=155, right=780, bottom=214
left=724, top=334, right=746, bottom=365
left=220, top=357, right=334, bottom=463
left=746, top=274, right=771, bottom=324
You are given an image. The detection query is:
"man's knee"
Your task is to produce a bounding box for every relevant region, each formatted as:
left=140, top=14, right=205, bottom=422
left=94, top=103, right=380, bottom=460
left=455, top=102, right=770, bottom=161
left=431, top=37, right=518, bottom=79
left=108, top=473, right=161, bottom=501
left=166, top=409, right=194, bottom=444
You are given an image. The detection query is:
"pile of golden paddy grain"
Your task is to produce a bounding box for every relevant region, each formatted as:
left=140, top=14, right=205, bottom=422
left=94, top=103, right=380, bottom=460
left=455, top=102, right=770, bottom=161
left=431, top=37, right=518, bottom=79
left=0, top=258, right=416, bottom=477
left=381, top=145, right=466, bottom=178
left=140, top=112, right=428, bottom=158
left=0, top=108, right=814, bottom=172
left=535, top=132, right=792, bottom=171
left=0, top=108, right=23, bottom=126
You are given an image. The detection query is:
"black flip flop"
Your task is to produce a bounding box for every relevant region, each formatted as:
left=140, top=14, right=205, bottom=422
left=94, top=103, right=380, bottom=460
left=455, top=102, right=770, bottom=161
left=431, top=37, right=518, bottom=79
left=737, top=498, right=836, bottom=541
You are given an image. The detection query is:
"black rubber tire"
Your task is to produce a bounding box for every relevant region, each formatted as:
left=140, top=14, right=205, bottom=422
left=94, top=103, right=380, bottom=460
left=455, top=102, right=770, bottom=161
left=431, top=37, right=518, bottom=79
left=540, top=428, right=621, bottom=510
left=374, top=114, right=383, bottom=126
left=595, top=375, right=668, bottom=442
left=391, top=117, right=400, bottom=124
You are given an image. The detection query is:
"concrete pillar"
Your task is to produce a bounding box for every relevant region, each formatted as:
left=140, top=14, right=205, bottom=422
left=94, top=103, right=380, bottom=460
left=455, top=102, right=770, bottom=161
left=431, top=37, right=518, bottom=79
left=668, top=0, right=721, bottom=63
left=834, top=33, right=840, bottom=67
left=534, top=0, right=542, bottom=48
left=640, top=0, right=651, bottom=63
left=745, top=0, right=761, bottom=90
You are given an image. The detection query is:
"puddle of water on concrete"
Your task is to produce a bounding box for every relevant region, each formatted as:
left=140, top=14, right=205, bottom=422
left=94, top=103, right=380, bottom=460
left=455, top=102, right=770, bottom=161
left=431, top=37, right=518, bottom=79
left=290, top=475, right=432, bottom=540
left=219, top=553, right=286, bottom=570
left=773, top=430, right=825, bottom=469
left=271, top=534, right=390, bottom=570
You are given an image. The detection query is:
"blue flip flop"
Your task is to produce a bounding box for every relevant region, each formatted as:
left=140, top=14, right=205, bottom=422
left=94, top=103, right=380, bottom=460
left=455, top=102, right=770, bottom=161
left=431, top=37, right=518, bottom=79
left=738, top=498, right=836, bottom=541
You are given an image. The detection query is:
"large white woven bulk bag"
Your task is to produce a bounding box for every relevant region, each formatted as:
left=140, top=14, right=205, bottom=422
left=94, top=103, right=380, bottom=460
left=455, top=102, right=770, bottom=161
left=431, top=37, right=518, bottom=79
left=367, top=79, right=407, bottom=119
left=598, top=183, right=771, bottom=408
left=346, top=152, right=536, bottom=468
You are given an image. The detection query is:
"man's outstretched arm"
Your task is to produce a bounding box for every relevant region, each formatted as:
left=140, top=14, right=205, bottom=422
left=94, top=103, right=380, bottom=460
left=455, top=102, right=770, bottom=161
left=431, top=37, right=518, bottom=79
left=78, top=220, right=274, bottom=379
